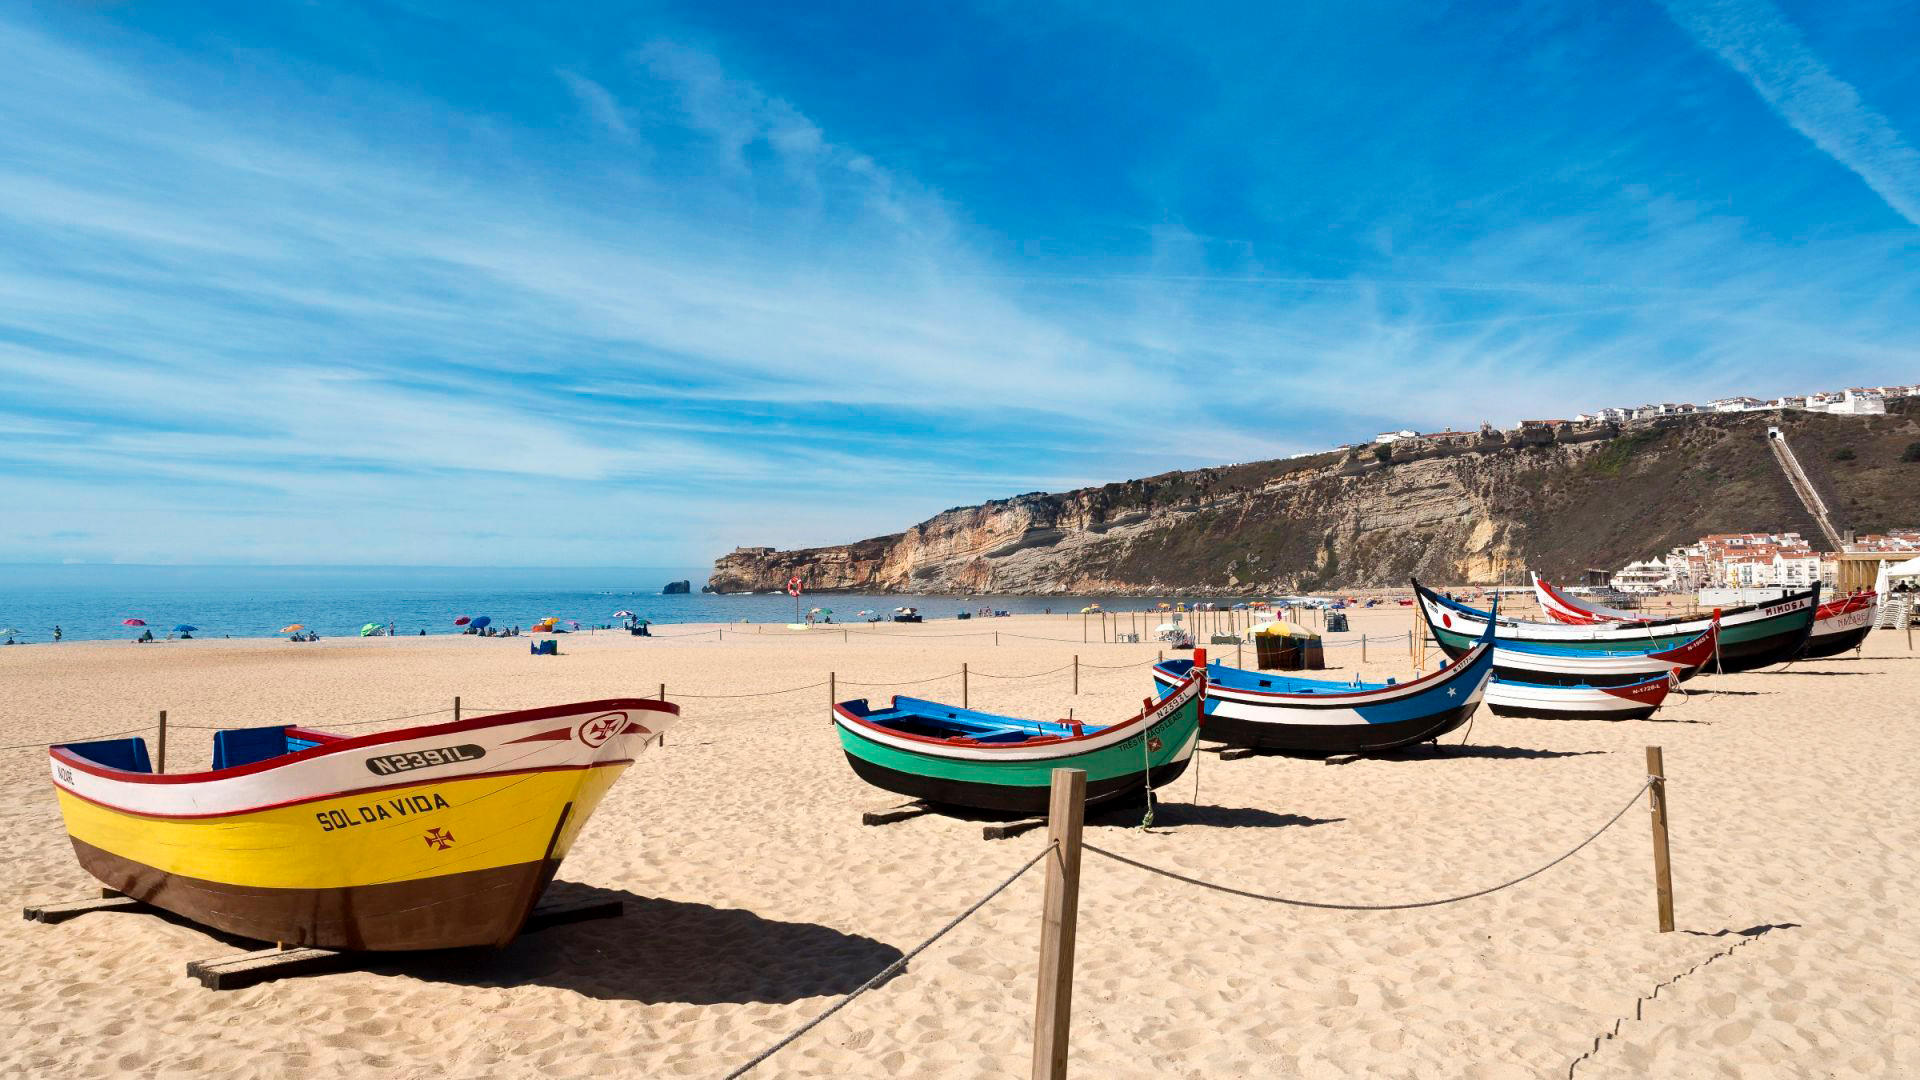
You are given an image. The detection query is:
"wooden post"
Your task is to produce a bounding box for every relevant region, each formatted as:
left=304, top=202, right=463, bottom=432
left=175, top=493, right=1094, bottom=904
left=1236, top=639, right=1243, bottom=668
left=659, top=682, right=666, bottom=701
left=1082, top=613, right=1087, bottom=643
left=156, top=710, right=167, bottom=774
left=963, top=663, right=969, bottom=709
left=1072, top=655, right=1079, bottom=695
left=844, top=629, right=849, bottom=643
left=996, top=631, right=1000, bottom=646
left=1646, top=746, right=1675, bottom=933
left=829, top=672, right=836, bottom=720
left=1032, top=767, right=1085, bottom=1080
left=718, top=628, right=723, bottom=641
left=453, top=696, right=461, bottom=723
left=1361, top=634, right=1367, bottom=662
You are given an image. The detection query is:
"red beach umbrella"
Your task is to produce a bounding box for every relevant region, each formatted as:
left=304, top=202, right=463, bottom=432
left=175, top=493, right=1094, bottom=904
left=122, top=618, right=147, bottom=627
left=453, top=615, right=471, bottom=626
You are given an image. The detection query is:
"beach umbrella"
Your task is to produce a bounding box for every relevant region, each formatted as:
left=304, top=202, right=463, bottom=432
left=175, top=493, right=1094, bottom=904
left=0, top=628, right=20, bottom=636
left=453, top=615, right=471, bottom=626
left=470, top=616, right=492, bottom=629
left=359, top=622, right=383, bottom=637
left=614, top=610, right=634, bottom=618
left=280, top=624, right=304, bottom=633
left=122, top=618, right=146, bottom=627
left=567, top=620, right=580, bottom=628
left=171, top=625, right=198, bottom=633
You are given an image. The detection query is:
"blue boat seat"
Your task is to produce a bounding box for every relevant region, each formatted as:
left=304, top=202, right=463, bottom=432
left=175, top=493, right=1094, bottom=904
left=60, top=737, right=153, bottom=774
left=212, top=725, right=300, bottom=770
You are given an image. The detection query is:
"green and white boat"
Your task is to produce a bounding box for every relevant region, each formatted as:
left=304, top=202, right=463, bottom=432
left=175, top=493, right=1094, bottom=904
left=833, top=664, right=1204, bottom=814
left=1414, top=579, right=1819, bottom=673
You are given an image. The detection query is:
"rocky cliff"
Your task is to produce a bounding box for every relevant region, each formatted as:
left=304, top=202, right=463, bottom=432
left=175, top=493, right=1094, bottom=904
left=710, top=403, right=1920, bottom=594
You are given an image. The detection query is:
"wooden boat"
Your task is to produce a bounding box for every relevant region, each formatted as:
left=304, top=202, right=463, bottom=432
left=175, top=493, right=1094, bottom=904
left=1485, top=673, right=1672, bottom=721
left=1415, top=579, right=1818, bottom=673
left=1150, top=620, right=1495, bottom=753
left=833, top=663, right=1203, bottom=813
left=1802, top=591, right=1876, bottom=658
left=1530, top=572, right=1646, bottom=624
left=1472, top=620, right=1717, bottom=687
left=48, top=698, right=675, bottom=951
left=1534, top=571, right=1871, bottom=662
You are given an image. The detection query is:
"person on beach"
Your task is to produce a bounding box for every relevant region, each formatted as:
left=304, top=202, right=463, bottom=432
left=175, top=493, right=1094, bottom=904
left=52, top=625, right=62, bottom=642
left=138, top=628, right=154, bottom=643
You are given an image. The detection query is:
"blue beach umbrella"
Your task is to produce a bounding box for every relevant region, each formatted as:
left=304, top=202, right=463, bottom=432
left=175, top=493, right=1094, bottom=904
left=470, top=616, right=492, bottom=629
left=171, top=625, right=198, bottom=633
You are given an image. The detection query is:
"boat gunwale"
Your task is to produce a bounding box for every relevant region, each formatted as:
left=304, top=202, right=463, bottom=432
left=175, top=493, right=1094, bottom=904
left=835, top=670, right=1202, bottom=754
left=1155, top=641, right=1491, bottom=703
left=50, top=697, right=678, bottom=786
left=52, top=757, right=637, bottom=821
left=1414, top=578, right=1817, bottom=633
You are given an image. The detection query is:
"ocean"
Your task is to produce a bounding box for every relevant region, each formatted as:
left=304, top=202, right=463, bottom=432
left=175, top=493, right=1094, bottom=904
left=0, top=565, right=1201, bottom=643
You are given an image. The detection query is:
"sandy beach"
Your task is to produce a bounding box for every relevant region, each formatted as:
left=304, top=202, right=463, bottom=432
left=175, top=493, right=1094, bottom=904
left=2, top=606, right=1915, bottom=1078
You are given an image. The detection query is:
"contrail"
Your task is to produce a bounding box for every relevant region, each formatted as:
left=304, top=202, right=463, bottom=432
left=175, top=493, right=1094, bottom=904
left=1659, top=0, right=1920, bottom=228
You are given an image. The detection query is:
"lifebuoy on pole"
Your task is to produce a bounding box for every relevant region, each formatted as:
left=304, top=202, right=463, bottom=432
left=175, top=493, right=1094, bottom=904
left=787, top=575, right=803, bottom=598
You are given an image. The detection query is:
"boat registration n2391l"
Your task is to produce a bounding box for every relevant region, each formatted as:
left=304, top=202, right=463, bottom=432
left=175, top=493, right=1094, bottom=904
left=364, top=744, right=486, bottom=775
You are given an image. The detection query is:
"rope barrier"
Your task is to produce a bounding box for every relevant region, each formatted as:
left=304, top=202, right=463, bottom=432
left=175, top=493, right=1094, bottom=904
left=836, top=671, right=963, bottom=688
left=968, top=663, right=1076, bottom=680
left=722, top=841, right=1057, bottom=1079
left=675, top=682, right=830, bottom=699
left=1084, top=779, right=1652, bottom=911
left=0, top=726, right=163, bottom=752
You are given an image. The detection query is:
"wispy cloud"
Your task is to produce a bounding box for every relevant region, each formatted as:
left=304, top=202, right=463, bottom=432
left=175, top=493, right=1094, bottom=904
left=0, top=4, right=1914, bottom=565
left=557, top=70, right=633, bottom=138
left=1659, top=0, right=1920, bottom=228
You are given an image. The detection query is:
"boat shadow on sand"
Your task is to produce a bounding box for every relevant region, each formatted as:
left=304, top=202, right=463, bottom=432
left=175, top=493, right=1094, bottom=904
left=1202, top=743, right=1608, bottom=766
left=364, top=882, right=905, bottom=1005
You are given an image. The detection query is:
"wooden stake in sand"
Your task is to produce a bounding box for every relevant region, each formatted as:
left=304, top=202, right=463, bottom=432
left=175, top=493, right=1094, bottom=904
left=453, top=696, right=461, bottom=723
left=1647, top=746, right=1675, bottom=933
left=829, top=672, right=836, bottom=721
left=659, top=682, right=666, bottom=701
left=1361, top=634, right=1367, bottom=662
left=962, top=663, right=969, bottom=709
left=1072, top=655, right=1079, bottom=695
left=156, top=710, right=167, bottom=774
left=1032, top=768, right=1085, bottom=1080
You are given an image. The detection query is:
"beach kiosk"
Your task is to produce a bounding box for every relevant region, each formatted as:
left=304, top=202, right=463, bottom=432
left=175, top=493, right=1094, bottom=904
left=1251, top=621, right=1325, bottom=671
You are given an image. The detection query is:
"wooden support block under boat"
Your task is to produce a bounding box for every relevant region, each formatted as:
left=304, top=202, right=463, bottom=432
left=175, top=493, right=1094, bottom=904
left=188, top=946, right=349, bottom=990
left=861, top=801, right=935, bottom=827
left=982, top=818, right=1046, bottom=841
left=22, top=892, right=150, bottom=924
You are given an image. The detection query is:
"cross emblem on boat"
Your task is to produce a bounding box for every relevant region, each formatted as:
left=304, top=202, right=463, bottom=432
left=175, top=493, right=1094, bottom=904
left=424, top=827, right=455, bottom=850
left=580, top=714, right=622, bottom=747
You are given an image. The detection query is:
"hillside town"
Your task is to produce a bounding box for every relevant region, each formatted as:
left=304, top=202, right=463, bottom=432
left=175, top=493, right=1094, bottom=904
left=1363, top=382, right=1917, bottom=451
left=1607, top=529, right=1920, bottom=594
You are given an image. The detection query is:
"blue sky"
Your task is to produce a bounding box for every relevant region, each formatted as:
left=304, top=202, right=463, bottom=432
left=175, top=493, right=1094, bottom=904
left=2, top=0, right=1915, bottom=567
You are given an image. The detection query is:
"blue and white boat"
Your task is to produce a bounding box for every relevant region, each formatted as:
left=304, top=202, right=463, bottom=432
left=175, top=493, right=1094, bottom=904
left=1151, top=630, right=1496, bottom=754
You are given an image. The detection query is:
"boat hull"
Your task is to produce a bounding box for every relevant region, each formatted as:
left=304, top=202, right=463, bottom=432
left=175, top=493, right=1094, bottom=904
left=1418, top=581, right=1817, bottom=673
left=834, top=673, right=1203, bottom=815
left=1150, top=642, right=1493, bottom=755
left=69, top=836, right=565, bottom=951
left=1800, top=594, right=1875, bottom=659
left=1482, top=626, right=1715, bottom=687
left=1484, top=675, right=1671, bottom=721
left=50, top=699, right=671, bottom=951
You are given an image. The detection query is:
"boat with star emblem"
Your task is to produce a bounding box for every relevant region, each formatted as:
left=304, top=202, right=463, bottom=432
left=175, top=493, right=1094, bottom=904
left=47, top=698, right=675, bottom=951
left=1150, top=616, right=1496, bottom=754
left=834, top=661, right=1203, bottom=813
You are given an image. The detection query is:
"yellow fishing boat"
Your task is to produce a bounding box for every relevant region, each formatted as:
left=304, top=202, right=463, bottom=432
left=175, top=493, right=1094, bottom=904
left=48, top=698, right=675, bottom=950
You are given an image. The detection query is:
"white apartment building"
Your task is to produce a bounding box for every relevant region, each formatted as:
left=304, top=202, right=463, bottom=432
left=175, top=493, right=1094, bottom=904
left=1828, top=389, right=1886, bottom=415
left=1614, top=559, right=1672, bottom=593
